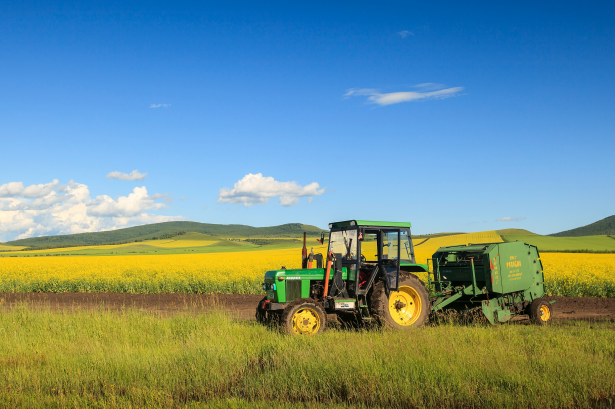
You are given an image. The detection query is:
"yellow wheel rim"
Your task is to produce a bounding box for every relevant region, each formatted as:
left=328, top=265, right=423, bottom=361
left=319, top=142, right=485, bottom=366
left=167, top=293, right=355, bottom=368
left=388, top=285, right=422, bottom=326
left=291, top=307, right=321, bottom=335
left=539, top=305, right=551, bottom=322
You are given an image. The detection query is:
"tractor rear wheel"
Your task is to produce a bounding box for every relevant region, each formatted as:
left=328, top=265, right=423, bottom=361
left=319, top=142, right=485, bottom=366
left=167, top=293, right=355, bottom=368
left=369, top=273, right=429, bottom=329
left=530, top=298, right=552, bottom=325
left=280, top=298, right=326, bottom=336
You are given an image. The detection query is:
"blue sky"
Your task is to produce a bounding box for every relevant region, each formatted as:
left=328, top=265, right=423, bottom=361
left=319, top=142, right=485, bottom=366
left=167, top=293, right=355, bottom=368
left=1, top=1, right=614, bottom=241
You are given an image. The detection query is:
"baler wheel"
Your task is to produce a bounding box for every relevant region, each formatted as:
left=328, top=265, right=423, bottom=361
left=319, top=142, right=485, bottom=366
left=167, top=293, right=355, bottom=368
left=369, top=273, right=429, bottom=329
left=530, top=299, right=553, bottom=325
left=281, top=298, right=326, bottom=336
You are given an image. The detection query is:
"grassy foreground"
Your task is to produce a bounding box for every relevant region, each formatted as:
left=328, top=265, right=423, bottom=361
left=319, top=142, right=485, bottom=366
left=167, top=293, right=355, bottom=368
left=0, top=307, right=614, bottom=408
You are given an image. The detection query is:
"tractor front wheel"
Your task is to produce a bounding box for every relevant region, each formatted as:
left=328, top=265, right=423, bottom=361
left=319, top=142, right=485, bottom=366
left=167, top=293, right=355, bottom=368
left=280, top=298, right=326, bottom=335
left=369, top=273, right=429, bottom=329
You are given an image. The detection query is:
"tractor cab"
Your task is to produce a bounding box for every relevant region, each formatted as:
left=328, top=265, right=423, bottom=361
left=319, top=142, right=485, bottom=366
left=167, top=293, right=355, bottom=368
left=327, top=221, right=418, bottom=299
left=257, top=220, right=431, bottom=335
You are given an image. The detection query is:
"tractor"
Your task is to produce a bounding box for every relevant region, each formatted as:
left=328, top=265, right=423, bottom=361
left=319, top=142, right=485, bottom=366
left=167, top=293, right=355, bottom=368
left=256, top=220, right=431, bottom=335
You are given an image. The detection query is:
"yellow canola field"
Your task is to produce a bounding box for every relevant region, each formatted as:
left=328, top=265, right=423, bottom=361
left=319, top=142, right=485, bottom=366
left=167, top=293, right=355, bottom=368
left=0, top=245, right=328, bottom=294
left=540, top=253, right=615, bottom=298
left=1, top=230, right=614, bottom=297
left=413, top=231, right=504, bottom=265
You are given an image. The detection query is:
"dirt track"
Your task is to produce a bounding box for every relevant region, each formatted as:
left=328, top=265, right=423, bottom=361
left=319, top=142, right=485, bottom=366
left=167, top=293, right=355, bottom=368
left=0, top=293, right=614, bottom=322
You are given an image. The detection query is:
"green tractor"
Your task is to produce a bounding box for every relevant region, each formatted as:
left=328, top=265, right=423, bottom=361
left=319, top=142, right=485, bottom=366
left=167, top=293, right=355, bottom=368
left=256, top=220, right=431, bottom=335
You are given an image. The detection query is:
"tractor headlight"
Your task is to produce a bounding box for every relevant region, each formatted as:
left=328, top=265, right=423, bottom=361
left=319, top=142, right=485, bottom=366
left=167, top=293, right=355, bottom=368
left=262, top=283, right=268, bottom=291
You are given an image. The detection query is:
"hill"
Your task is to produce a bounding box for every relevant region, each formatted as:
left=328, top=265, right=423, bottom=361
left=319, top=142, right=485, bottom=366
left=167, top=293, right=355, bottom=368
left=550, top=215, right=615, bottom=237
left=7, top=221, right=324, bottom=248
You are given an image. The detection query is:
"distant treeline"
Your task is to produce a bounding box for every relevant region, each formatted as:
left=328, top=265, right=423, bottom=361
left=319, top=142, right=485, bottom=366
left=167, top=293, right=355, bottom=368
left=243, top=238, right=301, bottom=246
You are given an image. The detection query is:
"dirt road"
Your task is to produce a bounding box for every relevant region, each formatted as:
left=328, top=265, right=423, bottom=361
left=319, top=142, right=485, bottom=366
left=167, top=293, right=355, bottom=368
left=1, top=293, right=614, bottom=322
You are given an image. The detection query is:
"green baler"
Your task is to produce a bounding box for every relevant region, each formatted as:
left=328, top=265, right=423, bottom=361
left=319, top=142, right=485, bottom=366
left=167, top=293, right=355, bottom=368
left=429, top=241, right=554, bottom=324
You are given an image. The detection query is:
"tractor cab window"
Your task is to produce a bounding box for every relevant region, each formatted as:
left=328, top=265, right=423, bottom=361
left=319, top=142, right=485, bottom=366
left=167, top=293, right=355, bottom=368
left=400, top=230, right=414, bottom=261
left=329, top=229, right=358, bottom=260
left=360, top=232, right=378, bottom=262
left=382, top=231, right=400, bottom=260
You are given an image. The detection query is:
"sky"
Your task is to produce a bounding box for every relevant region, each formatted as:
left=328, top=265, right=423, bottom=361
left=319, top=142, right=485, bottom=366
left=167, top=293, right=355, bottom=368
left=1, top=1, right=614, bottom=241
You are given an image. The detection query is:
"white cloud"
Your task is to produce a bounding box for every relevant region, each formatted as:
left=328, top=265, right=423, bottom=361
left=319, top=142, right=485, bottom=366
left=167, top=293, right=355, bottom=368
left=88, top=186, right=168, bottom=217
left=218, top=173, right=326, bottom=207
left=0, top=180, right=59, bottom=198
left=150, top=104, right=171, bottom=108
left=398, top=30, right=414, bottom=38
left=0, top=180, right=183, bottom=242
left=106, top=170, right=148, bottom=181
left=497, top=217, right=526, bottom=222
left=344, top=85, right=463, bottom=106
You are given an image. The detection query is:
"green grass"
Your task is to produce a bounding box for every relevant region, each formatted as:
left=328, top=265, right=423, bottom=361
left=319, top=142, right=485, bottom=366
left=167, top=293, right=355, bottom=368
left=501, top=234, right=615, bottom=252
left=0, top=306, right=613, bottom=408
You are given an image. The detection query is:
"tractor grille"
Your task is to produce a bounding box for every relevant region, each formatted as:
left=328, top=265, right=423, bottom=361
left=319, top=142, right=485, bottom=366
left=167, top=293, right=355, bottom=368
left=286, top=281, right=301, bottom=302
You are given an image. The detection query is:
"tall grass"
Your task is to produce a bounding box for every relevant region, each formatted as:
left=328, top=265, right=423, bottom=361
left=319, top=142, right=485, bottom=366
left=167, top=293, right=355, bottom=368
left=0, top=305, right=613, bottom=408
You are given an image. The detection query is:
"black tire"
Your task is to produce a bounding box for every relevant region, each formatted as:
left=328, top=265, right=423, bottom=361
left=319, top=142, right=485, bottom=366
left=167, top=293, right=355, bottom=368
left=368, top=273, right=430, bottom=329
left=280, top=298, right=327, bottom=335
left=530, top=298, right=553, bottom=325
left=255, top=297, right=270, bottom=325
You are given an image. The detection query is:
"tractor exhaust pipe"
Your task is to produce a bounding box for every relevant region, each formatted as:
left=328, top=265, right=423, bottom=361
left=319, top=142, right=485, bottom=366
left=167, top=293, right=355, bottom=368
left=323, top=251, right=333, bottom=299
left=301, top=232, right=308, bottom=269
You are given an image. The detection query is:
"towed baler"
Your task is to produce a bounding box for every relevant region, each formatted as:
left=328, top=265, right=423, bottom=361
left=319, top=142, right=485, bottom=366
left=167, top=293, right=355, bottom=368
left=429, top=241, right=554, bottom=324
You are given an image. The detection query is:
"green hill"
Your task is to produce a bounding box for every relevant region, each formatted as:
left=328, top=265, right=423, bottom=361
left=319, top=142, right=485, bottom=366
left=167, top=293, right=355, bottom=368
left=550, top=215, right=615, bottom=237
left=7, top=221, right=324, bottom=248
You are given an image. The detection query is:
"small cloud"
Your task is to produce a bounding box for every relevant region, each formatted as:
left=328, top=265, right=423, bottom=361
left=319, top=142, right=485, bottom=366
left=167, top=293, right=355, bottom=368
left=106, top=170, right=147, bottom=181
left=497, top=217, right=526, bottom=222
left=344, top=85, right=463, bottom=106
left=151, top=193, right=173, bottom=204
left=150, top=104, right=171, bottom=108
left=0, top=180, right=59, bottom=198
left=307, top=197, right=314, bottom=204
left=218, top=173, right=326, bottom=207
left=398, top=30, right=414, bottom=38
left=414, top=83, right=445, bottom=91
left=201, top=205, right=209, bottom=210
left=88, top=187, right=170, bottom=217
left=181, top=196, right=186, bottom=201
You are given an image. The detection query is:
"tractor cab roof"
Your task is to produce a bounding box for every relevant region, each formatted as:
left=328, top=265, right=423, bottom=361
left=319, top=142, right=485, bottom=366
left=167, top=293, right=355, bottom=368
left=329, top=220, right=412, bottom=229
